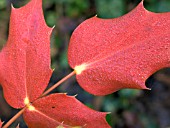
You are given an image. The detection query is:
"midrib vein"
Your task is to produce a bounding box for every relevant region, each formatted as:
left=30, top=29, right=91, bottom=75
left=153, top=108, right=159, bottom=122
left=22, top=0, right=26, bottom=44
left=85, top=34, right=168, bottom=69
left=33, top=108, right=73, bottom=127
left=25, top=0, right=38, bottom=100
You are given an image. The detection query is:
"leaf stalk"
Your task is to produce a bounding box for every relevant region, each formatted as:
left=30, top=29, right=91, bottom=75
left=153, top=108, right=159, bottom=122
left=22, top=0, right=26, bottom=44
left=41, top=71, right=76, bottom=97
left=2, top=107, right=27, bottom=128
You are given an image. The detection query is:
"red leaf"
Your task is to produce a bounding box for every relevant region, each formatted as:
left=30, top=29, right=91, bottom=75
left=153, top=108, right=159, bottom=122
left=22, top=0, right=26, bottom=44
left=0, top=0, right=53, bottom=108
left=0, top=0, right=110, bottom=127
left=23, top=94, right=110, bottom=128
left=68, top=1, right=170, bottom=95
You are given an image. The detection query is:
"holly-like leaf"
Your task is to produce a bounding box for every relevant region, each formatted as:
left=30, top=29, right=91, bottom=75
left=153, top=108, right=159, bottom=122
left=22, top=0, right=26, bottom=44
left=68, top=1, right=170, bottom=95
left=0, top=0, right=53, bottom=108
left=23, top=94, right=110, bottom=128
left=0, top=0, right=110, bottom=127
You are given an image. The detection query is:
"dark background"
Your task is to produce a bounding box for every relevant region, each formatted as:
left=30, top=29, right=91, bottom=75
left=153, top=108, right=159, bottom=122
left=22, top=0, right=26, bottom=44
left=0, top=0, right=170, bottom=127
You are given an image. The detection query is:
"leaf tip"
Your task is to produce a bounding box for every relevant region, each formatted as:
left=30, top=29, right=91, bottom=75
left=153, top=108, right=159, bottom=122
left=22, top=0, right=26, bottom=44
left=52, top=68, right=55, bottom=71
left=11, top=4, right=15, bottom=10
left=106, top=112, right=112, bottom=114
left=64, top=92, right=68, bottom=95
left=73, top=94, right=78, bottom=97
left=138, top=0, right=150, bottom=13
left=48, top=25, right=55, bottom=35
left=146, top=87, right=151, bottom=91
left=52, top=25, right=55, bottom=29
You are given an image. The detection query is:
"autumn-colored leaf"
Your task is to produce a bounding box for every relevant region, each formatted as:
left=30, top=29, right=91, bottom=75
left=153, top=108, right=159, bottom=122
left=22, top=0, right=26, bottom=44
left=68, top=1, right=170, bottom=95
left=0, top=0, right=110, bottom=127
left=23, top=94, right=110, bottom=128
left=0, top=0, right=53, bottom=108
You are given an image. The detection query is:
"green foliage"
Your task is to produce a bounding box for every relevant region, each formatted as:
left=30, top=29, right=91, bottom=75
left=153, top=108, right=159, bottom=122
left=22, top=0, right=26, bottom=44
left=145, top=0, right=170, bottom=12
left=95, top=0, right=125, bottom=18
left=0, top=0, right=6, bottom=9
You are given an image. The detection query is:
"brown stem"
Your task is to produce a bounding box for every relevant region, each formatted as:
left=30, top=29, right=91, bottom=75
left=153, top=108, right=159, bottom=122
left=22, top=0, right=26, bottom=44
left=41, top=71, right=76, bottom=97
left=2, top=107, right=27, bottom=128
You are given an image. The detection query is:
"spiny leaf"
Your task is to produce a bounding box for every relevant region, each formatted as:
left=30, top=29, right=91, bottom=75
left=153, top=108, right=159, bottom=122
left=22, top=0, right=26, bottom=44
left=0, top=0, right=110, bottom=127
left=0, top=0, right=53, bottom=108
left=68, top=1, right=170, bottom=95
left=23, top=94, right=110, bottom=128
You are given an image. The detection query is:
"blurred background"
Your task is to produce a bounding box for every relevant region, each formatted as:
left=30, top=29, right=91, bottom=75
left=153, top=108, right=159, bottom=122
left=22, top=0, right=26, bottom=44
left=0, top=0, right=170, bottom=127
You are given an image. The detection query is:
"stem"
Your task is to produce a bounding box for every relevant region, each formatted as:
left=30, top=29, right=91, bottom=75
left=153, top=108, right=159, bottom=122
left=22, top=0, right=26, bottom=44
left=3, top=107, right=27, bottom=128
left=41, top=71, right=76, bottom=97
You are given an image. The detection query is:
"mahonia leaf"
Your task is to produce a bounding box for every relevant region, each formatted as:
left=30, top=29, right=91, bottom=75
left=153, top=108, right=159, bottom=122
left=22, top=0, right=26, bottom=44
left=0, top=0, right=53, bottom=108
left=68, top=1, right=170, bottom=95
left=23, top=94, right=110, bottom=128
left=0, top=0, right=110, bottom=127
